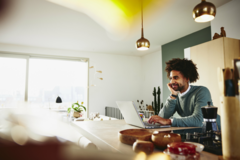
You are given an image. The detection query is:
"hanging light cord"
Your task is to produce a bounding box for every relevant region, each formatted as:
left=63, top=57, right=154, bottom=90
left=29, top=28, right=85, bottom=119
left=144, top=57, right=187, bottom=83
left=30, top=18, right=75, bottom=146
left=141, top=0, right=144, bottom=38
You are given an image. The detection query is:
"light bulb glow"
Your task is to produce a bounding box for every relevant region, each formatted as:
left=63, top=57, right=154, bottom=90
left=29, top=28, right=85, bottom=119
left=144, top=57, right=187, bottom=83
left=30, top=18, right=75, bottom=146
left=137, top=47, right=149, bottom=51
left=195, top=14, right=214, bottom=22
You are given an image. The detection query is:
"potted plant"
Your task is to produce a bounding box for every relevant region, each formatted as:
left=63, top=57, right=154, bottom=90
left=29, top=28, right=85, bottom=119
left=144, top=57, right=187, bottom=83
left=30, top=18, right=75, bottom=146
left=68, top=101, right=86, bottom=118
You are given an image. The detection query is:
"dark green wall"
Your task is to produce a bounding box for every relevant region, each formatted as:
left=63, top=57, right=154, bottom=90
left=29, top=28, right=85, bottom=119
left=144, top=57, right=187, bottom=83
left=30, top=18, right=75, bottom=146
left=162, top=26, right=211, bottom=102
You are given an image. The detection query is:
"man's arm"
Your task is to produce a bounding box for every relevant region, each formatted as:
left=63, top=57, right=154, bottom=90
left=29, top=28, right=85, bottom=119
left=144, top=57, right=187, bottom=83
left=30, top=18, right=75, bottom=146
left=159, top=96, right=177, bottom=119
left=148, top=96, right=177, bottom=125
left=159, top=82, right=178, bottom=118
left=148, top=83, right=178, bottom=125
left=147, top=115, right=172, bottom=125
left=172, top=87, right=212, bottom=127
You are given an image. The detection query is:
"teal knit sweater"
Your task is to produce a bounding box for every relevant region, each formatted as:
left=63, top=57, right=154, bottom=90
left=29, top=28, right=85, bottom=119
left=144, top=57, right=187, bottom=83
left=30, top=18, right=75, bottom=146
left=159, top=85, right=213, bottom=127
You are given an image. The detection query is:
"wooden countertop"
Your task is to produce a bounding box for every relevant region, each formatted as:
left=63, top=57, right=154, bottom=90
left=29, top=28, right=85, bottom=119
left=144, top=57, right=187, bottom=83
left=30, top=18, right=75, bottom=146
left=72, top=120, right=219, bottom=159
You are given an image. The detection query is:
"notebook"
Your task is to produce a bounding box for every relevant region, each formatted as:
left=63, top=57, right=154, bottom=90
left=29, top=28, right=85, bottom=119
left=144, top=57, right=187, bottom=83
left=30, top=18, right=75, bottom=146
left=116, top=101, right=171, bottom=129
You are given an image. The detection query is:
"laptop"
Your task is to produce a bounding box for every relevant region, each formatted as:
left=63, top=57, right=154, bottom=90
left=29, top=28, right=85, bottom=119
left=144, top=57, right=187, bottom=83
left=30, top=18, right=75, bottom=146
left=116, top=101, right=171, bottom=129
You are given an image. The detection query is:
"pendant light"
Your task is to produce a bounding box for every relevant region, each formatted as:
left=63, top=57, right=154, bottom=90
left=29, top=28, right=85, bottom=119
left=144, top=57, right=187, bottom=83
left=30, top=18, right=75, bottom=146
left=193, top=0, right=216, bottom=23
left=136, top=0, right=150, bottom=50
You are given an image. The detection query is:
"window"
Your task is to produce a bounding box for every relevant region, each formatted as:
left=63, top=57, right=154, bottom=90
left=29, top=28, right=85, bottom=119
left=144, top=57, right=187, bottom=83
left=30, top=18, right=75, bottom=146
left=28, top=58, right=88, bottom=108
left=0, top=54, right=89, bottom=116
left=0, top=57, right=26, bottom=107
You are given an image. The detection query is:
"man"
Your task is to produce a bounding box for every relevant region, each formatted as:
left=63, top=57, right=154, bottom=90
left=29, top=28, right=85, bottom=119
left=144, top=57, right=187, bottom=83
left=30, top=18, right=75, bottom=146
left=148, top=58, right=213, bottom=127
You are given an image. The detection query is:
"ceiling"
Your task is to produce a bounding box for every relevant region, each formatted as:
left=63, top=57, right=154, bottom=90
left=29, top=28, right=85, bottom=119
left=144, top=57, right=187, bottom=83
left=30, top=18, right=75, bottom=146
left=0, top=0, right=231, bottom=56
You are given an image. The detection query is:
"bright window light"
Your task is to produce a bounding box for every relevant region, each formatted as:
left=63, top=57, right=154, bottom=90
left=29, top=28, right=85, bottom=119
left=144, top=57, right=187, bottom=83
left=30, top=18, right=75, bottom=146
left=0, top=57, right=26, bottom=107
left=28, top=58, right=88, bottom=109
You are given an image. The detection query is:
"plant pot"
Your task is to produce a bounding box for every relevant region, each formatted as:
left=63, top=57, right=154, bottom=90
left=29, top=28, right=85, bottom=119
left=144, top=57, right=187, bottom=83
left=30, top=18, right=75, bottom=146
left=73, top=111, right=81, bottom=118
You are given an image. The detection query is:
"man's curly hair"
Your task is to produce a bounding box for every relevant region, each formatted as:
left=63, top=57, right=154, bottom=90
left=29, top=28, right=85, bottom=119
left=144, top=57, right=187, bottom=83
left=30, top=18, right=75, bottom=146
left=165, top=58, right=199, bottom=83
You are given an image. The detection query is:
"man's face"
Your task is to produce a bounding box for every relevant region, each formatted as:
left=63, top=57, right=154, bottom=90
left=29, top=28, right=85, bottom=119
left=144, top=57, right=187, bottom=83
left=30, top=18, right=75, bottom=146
left=169, top=70, right=189, bottom=92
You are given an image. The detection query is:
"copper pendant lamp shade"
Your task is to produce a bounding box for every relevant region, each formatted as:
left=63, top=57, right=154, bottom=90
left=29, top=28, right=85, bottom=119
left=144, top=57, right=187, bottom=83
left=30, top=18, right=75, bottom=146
left=136, top=29, right=150, bottom=50
left=193, top=0, right=216, bottom=23
left=136, top=0, right=150, bottom=50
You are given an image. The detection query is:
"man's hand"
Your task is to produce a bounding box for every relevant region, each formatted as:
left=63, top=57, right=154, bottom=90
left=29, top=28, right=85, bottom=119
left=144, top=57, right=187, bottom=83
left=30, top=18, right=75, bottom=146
left=147, top=115, right=172, bottom=125
left=167, top=83, right=179, bottom=95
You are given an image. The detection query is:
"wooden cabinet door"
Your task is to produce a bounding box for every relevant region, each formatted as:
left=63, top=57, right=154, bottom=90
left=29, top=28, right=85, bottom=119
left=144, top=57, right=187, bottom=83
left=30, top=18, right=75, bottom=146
left=190, top=38, right=225, bottom=114
left=223, top=37, right=240, bottom=68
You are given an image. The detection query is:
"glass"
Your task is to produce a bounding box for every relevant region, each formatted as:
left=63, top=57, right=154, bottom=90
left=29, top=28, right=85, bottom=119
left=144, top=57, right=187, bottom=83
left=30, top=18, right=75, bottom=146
left=0, top=57, right=26, bottom=107
left=69, top=108, right=74, bottom=121
left=28, top=58, right=88, bottom=117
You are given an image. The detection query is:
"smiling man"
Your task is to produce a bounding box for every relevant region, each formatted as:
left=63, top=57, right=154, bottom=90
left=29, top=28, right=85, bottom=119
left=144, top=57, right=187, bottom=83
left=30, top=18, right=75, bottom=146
left=148, top=58, right=213, bottom=127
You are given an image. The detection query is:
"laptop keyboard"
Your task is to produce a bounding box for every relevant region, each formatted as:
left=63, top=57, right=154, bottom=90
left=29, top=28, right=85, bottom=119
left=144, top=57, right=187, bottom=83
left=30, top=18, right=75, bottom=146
left=143, top=121, right=161, bottom=126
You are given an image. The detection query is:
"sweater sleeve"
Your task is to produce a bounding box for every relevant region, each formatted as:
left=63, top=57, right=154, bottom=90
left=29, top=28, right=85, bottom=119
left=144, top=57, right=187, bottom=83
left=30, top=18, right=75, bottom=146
left=172, top=87, right=212, bottom=127
left=158, top=96, right=177, bottom=119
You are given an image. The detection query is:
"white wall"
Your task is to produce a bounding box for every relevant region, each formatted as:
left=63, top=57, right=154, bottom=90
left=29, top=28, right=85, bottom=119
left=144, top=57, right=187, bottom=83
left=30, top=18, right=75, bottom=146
left=140, top=50, right=163, bottom=108
left=0, top=0, right=164, bottom=116
left=211, top=0, right=240, bottom=40
left=0, top=43, right=142, bottom=115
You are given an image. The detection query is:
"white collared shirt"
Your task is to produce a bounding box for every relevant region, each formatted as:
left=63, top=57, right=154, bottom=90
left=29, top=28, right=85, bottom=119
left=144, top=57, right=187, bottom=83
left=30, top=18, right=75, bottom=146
left=170, top=84, right=191, bottom=124
left=169, top=84, right=191, bottom=99
left=179, top=85, right=191, bottom=97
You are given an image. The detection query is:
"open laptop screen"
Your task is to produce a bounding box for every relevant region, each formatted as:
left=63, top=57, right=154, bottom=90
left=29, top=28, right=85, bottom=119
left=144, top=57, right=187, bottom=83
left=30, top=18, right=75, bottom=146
left=116, top=101, right=145, bottom=128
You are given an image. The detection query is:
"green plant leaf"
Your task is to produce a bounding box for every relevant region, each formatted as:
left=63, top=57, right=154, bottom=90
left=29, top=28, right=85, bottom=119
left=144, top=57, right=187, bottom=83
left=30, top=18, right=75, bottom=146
left=72, top=103, right=80, bottom=108
left=81, top=105, right=86, bottom=111
left=71, top=102, right=86, bottom=113
left=67, top=108, right=71, bottom=113
left=74, top=107, right=79, bottom=112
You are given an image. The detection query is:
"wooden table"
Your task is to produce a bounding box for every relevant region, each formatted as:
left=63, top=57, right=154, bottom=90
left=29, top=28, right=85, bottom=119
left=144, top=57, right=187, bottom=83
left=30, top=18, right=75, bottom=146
left=72, top=120, right=220, bottom=159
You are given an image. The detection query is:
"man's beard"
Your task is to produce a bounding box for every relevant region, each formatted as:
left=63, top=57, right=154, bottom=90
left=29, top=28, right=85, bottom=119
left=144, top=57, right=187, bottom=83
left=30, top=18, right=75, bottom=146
left=172, top=83, right=184, bottom=91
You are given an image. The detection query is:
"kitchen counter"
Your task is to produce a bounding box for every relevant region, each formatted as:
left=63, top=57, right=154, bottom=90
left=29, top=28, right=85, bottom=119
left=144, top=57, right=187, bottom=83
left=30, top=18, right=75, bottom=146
left=72, top=120, right=220, bottom=159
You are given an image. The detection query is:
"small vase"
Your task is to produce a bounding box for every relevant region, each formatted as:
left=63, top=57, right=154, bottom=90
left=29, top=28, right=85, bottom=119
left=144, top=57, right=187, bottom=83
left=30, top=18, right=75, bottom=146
left=73, top=111, right=81, bottom=118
